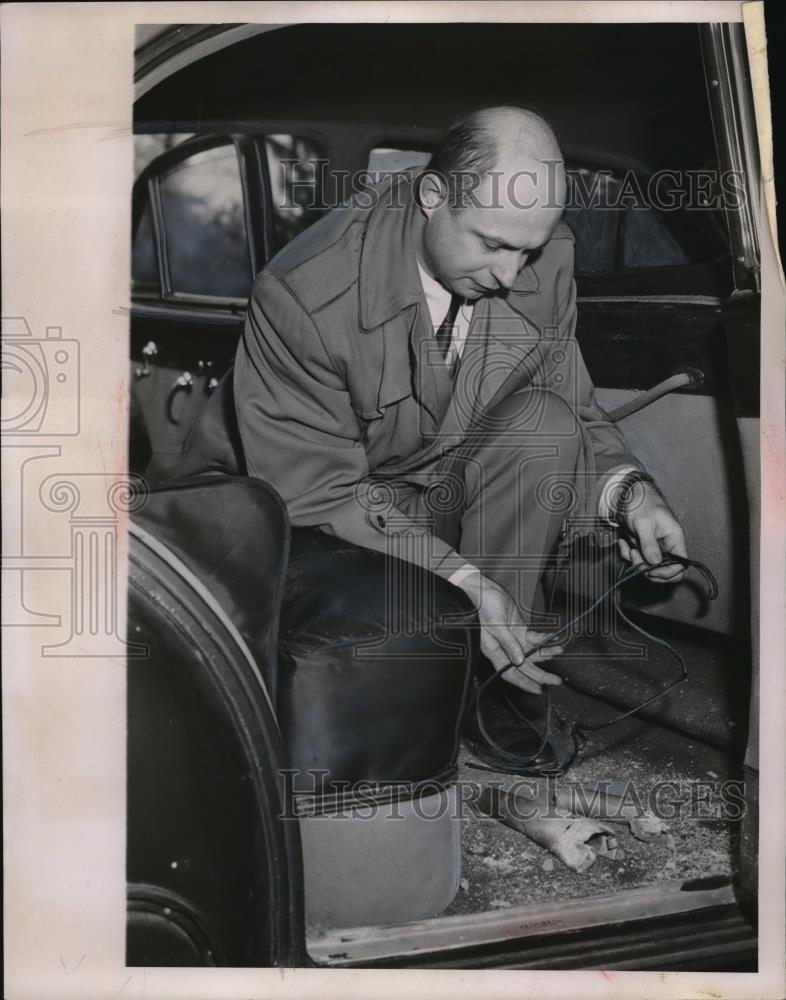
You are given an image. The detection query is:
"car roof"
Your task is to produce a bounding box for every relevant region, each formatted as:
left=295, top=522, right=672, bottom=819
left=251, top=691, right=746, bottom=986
left=135, top=22, right=716, bottom=175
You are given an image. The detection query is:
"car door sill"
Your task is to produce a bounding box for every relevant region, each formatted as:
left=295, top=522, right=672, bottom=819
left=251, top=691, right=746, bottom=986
left=306, top=879, right=742, bottom=967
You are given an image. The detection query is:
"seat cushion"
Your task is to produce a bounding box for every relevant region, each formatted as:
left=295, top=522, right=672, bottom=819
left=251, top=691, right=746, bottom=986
left=278, top=528, right=478, bottom=800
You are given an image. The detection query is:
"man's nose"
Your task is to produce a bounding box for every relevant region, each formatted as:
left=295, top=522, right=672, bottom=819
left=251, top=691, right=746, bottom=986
left=490, top=251, right=526, bottom=290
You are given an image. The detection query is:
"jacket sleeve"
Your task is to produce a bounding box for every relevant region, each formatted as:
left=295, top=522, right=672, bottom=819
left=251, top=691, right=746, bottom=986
left=537, top=239, right=648, bottom=522
left=234, top=270, right=467, bottom=580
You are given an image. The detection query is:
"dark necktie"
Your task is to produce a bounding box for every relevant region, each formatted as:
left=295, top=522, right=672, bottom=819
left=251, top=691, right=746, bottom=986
left=436, top=294, right=463, bottom=362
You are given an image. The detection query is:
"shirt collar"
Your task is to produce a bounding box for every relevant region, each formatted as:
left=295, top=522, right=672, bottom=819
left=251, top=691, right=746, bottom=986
left=415, top=257, right=454, bottom=329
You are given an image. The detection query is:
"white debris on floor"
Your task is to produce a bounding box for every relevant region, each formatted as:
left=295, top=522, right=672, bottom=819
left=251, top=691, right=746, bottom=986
left=445, top=741, right=737, bottom=915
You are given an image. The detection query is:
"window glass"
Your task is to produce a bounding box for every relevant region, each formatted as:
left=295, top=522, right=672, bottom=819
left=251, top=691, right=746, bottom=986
left=623, top=205, right=690, bottom=269
left=160, top=144, right=251, bottom=299
left=132, top=200, right=158, bottom=290
left=563, top=168, right=621, bottom=275
left=264, top=135, right=328, bottom=250
left=367, top=147, right=432, bottom=176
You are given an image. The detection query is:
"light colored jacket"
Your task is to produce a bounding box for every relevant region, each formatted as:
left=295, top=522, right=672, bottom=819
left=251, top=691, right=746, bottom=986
left=214, top=171, right=638, bottom=577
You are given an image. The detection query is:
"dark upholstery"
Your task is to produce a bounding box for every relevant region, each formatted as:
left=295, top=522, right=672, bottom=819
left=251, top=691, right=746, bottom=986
left=280, top=527, right=477, bottom=797
left=132, top=476, right=478, bottom=807
left=132, top=476, right=288, bottom=699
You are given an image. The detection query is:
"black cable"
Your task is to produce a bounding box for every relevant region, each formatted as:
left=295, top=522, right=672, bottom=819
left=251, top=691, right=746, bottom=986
left=463, top=555, right=719, bottom=777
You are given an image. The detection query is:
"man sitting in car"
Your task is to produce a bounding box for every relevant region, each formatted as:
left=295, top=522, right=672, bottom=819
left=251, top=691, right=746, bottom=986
left=181, top=105, right=688, bottom=693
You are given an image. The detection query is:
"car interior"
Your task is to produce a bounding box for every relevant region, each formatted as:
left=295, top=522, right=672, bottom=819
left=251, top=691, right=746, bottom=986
left=127, top=21, right=760, bottom=970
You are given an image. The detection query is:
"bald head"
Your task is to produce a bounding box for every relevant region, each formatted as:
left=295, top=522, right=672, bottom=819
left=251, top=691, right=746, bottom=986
left=426, top=105, right=564, bottom=211
left=476, top=106, right=562, bottom=165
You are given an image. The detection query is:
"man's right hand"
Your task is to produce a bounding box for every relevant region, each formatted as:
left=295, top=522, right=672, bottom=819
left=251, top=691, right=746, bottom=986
left=454, top=570, right=564, bottom=695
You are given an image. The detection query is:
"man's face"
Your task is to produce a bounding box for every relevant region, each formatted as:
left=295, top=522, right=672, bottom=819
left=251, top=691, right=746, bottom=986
left=419, top=161, right=566, bottom=300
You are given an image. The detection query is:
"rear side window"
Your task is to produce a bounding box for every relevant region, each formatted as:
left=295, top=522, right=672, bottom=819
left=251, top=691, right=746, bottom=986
left=264, top=134, right=328, bottom=250
left=131, top=201, right=158, bottom=290
left=133, top=133, right=330, bottom=301
left=159, top=144, right=251, bottom=299
left=367, top=147, right=432, bottom=175
left=563, top=169, right=622, bottom=275
left=622, top=204, right=690, bottom=269
left=564, top=165, right=701, bottom=279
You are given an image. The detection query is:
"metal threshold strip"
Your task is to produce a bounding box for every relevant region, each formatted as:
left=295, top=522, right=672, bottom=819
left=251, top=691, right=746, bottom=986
left=307, top=879, right=744, bottom=967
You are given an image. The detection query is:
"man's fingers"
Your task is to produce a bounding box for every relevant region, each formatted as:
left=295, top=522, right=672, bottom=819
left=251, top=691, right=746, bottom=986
left=658, top=526, right=688, bottom=579
left=635, top=520, right=663, bottom=566
left=660, top=522, right=688, bottom=560
left=482, top=637, right=543, bottom=694
left=618, top=538, right=632, bottom=562
left=502, top=662, right=562, bottom=695
left=628, top=546, right=645, bottom=567
left=642, top=523, right=688, bottom=582
left=528, top=645, right=565, bottom=663
left=517, top=629, right=564, bottom=660
left=645, top=563, right=687, bottom=583
left=481, top=633, right=562, bottom=693
left=502, top=670, right=542, bottom=695
left=524, top=629, right=560, bottom=647
left=480, top=632, right=511, bottom=672
left=491, top=626, right=527, bottom=667
left=626, top=544, right=684, bottom=581
left=516, top=658, right=562, bottom=686
left=476, top=584, right=567, bottom=685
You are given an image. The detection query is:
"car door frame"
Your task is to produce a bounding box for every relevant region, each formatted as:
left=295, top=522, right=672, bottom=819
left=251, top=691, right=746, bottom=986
left=699, top=20, right=763, bottom=921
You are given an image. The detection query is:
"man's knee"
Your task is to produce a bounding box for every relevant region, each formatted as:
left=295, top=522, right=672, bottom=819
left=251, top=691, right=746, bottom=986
left=481, top=387, right=581, bottom=441
left=457, top=389, right=583, bottom=505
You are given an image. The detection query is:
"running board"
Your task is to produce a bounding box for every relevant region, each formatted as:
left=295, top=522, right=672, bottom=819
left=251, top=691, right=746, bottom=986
left=307, top=879, right=755, bottom=969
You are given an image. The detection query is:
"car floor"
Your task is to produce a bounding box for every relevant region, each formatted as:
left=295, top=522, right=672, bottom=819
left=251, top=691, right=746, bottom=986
left=445, top=615, right=747, bottom=916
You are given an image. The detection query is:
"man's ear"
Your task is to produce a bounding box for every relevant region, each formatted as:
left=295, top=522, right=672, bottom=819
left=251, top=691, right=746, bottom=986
left=416, top=170, right=447, bottom=216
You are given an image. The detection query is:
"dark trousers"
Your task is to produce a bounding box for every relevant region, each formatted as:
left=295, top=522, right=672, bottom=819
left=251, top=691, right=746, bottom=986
left=389, top=387, right=585, bottom=623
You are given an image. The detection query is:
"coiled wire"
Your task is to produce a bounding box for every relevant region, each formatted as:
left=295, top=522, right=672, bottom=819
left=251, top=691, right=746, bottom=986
left=463, top=555, right=719, bottom=777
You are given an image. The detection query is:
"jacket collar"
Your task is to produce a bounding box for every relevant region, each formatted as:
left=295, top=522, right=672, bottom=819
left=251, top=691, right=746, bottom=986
left=359, top=172, right=425, bottom=331
left=358, top=170, right=540, bottom=331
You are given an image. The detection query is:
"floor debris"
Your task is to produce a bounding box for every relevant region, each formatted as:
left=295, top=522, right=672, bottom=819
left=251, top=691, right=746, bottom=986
left=476, top=784, right=619, bottom=873
left=445, top=708, right=740, bottom=915
left=553, top=783, right=668, bottom=842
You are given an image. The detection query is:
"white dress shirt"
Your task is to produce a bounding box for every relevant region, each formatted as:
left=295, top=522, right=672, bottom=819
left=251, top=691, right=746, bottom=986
left=416, top=258, right=474, bottom=364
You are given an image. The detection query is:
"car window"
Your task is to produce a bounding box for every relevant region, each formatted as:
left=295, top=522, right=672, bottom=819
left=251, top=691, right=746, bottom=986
left=264, top=134, right=328, bottom=250
left=133, top=134, right=192, bottom=295
left=133, top=133, right=330, bottom=300
left=132, top=201, right=158, bottom=290
left=564, top=169, right=622, bottom=275
left=367, top=147, right=432, bottom=176
left=622, top=204, right=690, bottom=269
left=159, top=144, right=251, bottom=299
left=564, top=165, right=698, bottom=278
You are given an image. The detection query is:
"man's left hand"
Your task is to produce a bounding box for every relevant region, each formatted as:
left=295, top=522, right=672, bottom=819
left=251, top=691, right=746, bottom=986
left=617, top=482, right=688, bottom=583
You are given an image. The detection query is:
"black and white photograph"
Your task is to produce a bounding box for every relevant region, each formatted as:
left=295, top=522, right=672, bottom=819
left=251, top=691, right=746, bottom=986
left=3, top=3, right=785, bottom=998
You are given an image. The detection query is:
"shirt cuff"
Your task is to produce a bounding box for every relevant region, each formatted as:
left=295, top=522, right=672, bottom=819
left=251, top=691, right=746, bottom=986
left=598, top=465, right=643, bottom=524
left=447, top=561, right=481, bottom=587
